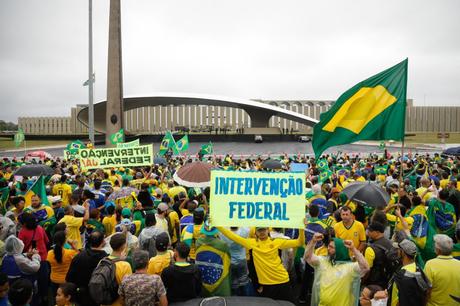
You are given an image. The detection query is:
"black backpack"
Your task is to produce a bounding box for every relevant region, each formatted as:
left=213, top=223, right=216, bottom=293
left=141, top=235, right=157, bottom=258
left=89, top=257, right=121, bottom=305
left=370, top=242, right=401, bottom=287
left=392, top=265, right=431, bottom=306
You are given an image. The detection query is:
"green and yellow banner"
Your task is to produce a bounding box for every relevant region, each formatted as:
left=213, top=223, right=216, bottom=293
left=209, top=170, right=305, bottom=228
left=78, top=144, right=153, bottom=170
left=313, top=59, right=408, bottom=158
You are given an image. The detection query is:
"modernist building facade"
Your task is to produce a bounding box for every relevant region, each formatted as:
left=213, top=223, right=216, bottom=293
left=18, top=99, right=460, bottom=135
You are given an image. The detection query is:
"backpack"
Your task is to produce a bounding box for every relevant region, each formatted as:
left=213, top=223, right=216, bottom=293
left=141, top=235, right=157, bottom=258
left=392, top=265, right=431, bottom=306
left=372, top=243, right=401, bottom=286
left=89, top=257, right=121, bottom=305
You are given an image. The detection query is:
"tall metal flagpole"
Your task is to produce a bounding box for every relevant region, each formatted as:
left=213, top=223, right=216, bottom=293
left=88, top=0, right=95, bottom=144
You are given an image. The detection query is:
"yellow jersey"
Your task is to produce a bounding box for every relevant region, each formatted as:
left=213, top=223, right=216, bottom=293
left=333, top=220, right=366, bottom=249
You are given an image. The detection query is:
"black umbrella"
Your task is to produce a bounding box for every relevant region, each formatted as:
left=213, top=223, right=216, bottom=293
left=442, top=146, right=460, bottom=157
left=261, top=159, right=283, bottom=170
left=341, top=181, right=390, bottom=208
left=14, top=164, right=54, bottom=176
left=153, top=156, right=167, bottom=165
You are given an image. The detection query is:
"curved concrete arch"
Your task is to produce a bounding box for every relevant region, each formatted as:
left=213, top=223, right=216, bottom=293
left=77, top=93, right=318, bottom=133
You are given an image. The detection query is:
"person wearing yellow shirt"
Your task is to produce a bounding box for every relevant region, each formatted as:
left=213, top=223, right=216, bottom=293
left=440, top=172, right=450, bottom=190
left=304, top=232, right=369, bottom=306
left=147, top=233, right=174, bottom=275
left=58, top=201, right=90, bottom=249
left=107, top=233, right=133, bottom=306
left=424, top=234, right=460, bottom=306
left=52, top=175, right=73, bottom=207
left=102, top=203, right=117, bottom=236
left=218, top=222, right=305, bottom=303
left=47, top=231, right=79, bottom=297
left=334, top=206, right=366, bottom=252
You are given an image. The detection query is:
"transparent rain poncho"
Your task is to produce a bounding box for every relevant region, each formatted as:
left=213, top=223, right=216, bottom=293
left=310, top=239, right=361, bottom=306
left=4, top=236, right=25, bottom=255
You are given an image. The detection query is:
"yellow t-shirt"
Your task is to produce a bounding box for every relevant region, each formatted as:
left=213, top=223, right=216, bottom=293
left=386, top=214, right=414, bottom=231
left=218, top=227, right=304, bottom=285
left=424, top=255, right=460, bottom=306
left=440, top=179, right=449, bottom=190
left=52, top=183, right=72, bottom=207
left=333, top=220, right=366, bottom=249
left=58, top=215, right=84, bottom=249
left=110, top=258, right=132, bottom=306
left=168, top=211, right=180, bottom=244
left=102, top=215, right=117, bottom=236
left=391, top=262, right=416, bottom=306
left=47, top=248, right=78, bottom=283
left=130, top=178, right=146, bottom=190
left=147, top=250, right=174, bottom=275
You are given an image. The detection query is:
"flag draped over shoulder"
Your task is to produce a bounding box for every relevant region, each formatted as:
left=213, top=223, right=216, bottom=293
left=195, top=237, right=231, bottom=297
left=313, top=59, right=408, bottom=158
left=176, top=134, right=189, bottom=153
left=25, top=176, right=49, bottom=207
left=159, top=131, right=178, bottom=156
left=0, top=187, right=10, bottom=215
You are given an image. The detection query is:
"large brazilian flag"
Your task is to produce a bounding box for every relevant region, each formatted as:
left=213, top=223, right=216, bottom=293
left=313, top=59, right=408, bottom=158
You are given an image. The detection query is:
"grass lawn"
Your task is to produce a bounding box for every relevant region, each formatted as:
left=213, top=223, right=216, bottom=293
left=404, top=133, right=460, bottom=144
left=0, top=137, right=68, bottom=151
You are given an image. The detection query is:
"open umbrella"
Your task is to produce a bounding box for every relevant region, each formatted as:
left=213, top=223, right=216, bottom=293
left=261, top=159, right=283, bottom=170
left=153, top=156, right=167, bottom=165
left=341, top=181, right=389, bottom=208
left=14, top=164, right=54, bottom=177
left=442, top=146, right=460, bottom=157
left=107, top=186, right=139, bottom=201
left=173, top=161, right=214, bottom=187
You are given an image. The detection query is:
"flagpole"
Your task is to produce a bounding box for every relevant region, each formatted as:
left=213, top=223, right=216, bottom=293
left=88, top=0, right=95, bottom=144
left=399, top=138, right=405, bottom=183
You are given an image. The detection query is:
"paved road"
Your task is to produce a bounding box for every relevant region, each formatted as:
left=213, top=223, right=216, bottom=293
left=1, top=141, right=437, bottom=158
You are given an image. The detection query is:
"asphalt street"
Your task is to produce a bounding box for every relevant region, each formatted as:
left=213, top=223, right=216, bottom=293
left=1, top=141, right=437, bottom=158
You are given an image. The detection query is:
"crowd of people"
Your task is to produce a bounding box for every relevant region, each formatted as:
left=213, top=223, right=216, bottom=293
left=0, top=150, right=458, bottom=306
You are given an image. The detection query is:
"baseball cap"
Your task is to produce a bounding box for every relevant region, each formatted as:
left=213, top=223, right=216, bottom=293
left=157, top=203, right=169, bottom=212
left=121, top=208, right=132, bottom=218
left=394, top=239, right=417, bottom=256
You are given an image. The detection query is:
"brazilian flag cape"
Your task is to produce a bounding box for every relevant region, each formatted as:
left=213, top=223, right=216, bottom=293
left=195, top=236, right=231, bottom=297
left=409, top=199, right=456, bottom=262
left=313, top=59, right=408, bottom=158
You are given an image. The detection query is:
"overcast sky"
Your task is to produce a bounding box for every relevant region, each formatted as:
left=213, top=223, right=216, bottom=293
left=1, top=0, right=459, bottom=123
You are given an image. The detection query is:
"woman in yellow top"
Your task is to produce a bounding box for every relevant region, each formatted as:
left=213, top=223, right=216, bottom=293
left=218, top=221, right=305, bottom=303
left=47, top=231, right=78, bottom=301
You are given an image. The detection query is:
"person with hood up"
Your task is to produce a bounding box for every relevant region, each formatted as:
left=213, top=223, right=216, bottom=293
left=304, top=232, right=369, bottom=306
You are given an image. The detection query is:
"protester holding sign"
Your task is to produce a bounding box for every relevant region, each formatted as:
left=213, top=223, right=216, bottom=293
left=217, top=219, right=305, bottom=302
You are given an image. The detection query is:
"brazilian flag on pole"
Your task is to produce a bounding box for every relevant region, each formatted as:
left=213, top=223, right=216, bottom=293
left=66, top=140, right=85, bottom=154
left=200, top=142, right=213, bottom=155
left=110, top=128, right=124, bottom=145
left=14, top=128, right=25, bottom=147
left=313, top=59, right=408, bottom=158
left=159, top=131, right=178, bottom=156
left=24, top=176, right=49, bottom=207
left=176, top=134, right=189, bottom=153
